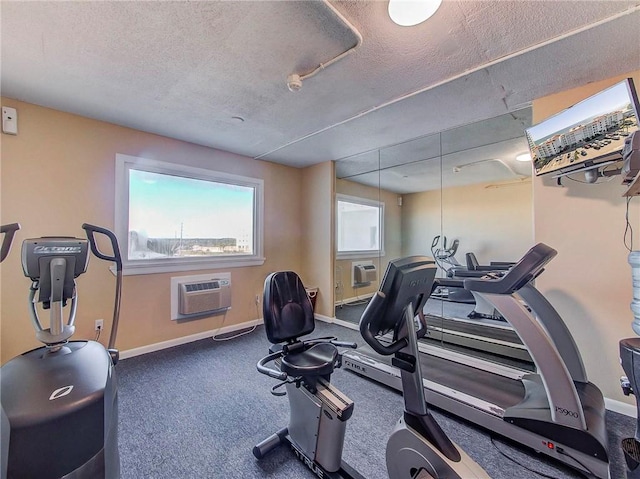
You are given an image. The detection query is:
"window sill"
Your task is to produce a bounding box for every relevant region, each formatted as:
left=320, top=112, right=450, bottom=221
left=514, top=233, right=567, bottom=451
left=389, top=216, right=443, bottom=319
left=336, top=251, right=385, bottom=261
left=112, top=256, right=266, bottom=276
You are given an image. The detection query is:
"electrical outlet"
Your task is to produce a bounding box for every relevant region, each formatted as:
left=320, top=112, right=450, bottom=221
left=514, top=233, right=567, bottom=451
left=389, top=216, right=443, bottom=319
left=255, top=294, right=260, bottom=304
left=95, top=319, right=104, bottom=331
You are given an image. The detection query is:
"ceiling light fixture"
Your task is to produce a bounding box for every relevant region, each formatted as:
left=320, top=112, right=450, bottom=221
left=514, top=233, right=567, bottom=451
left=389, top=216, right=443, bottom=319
left=516, top=153, right=532, bottom=162
left=388, top=0, right=442, bottom=27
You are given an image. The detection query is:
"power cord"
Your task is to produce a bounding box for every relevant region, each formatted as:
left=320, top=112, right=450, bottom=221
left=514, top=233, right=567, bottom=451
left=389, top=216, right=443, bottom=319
left=490, top=437, right=571, bottom=479
left=212, top=324, right=257, bottom=342
left=212, top=299, right=259, bottom=342
left=625, top=195, right=635, bottom=252
left=555, top=446, right=594, bottom=478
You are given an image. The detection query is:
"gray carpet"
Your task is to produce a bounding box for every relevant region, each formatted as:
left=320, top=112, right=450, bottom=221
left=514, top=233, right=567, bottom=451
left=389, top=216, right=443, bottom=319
left=117, top=321, right=633, bottom=479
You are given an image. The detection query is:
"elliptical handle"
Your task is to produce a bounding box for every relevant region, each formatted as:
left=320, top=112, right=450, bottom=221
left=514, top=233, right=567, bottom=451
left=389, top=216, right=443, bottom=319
left=82, top=223, right=122, bottom=351
left=0, top=223, right=20, bottom=263
left=257, top=351, right=287, bottom=381
left=360, top=292, right=408, bottom=356
left=82, top=223, right=122, bottom=272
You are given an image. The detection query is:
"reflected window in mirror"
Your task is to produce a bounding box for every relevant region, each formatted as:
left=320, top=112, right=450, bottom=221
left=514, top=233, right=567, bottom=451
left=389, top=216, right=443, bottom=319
left=336, top=194, right=385, bottom=259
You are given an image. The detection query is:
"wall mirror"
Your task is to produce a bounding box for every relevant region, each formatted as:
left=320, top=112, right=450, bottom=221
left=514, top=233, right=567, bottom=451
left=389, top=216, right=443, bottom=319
left=333, top=108, right=534, bottom=368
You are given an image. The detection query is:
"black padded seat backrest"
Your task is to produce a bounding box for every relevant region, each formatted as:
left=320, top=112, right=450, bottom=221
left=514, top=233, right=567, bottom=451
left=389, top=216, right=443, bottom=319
left=263, top=271, right=315, bottom=344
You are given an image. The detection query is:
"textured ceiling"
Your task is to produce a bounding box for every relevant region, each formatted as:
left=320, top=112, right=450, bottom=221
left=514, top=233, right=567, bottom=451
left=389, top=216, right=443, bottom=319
left=1, top=1, right=639, bottom=192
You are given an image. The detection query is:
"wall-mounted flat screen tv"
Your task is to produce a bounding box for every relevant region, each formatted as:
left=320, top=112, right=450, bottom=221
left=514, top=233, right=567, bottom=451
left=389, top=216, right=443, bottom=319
left=526, top=78, right=640, bottom=178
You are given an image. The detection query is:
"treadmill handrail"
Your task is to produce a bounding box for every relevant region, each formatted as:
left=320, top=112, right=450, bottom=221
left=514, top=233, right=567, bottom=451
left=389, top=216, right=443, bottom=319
left=463, top=243, right=557, bottom=295
left=484, top=292, right=587, bottom=430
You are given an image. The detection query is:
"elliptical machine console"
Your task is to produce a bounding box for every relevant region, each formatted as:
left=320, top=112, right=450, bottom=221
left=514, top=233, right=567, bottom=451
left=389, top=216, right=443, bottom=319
left=1, top=223, right=123, bottom=479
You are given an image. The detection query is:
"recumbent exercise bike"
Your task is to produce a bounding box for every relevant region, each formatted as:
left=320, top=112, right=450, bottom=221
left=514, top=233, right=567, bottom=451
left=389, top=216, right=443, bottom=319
left=253, top=258, right=488, bottom=478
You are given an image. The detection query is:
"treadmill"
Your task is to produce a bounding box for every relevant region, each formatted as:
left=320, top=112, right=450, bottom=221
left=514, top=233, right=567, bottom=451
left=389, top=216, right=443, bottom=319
left=423, top=310, right=533, bottom=366
left=341, top=243, right=610, bottom=479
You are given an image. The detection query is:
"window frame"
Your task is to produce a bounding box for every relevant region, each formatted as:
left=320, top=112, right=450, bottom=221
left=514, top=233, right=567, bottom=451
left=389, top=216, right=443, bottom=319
left=335, top=193, right=385, bottom=260
left=115, top=154, right=264, bottom=275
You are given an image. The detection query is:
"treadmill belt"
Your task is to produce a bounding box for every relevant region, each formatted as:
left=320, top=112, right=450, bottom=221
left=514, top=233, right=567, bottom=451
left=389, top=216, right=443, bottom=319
left=421, top=353, right=525, bottom=409
left=426, top=315, right=522, bottom=344
left=353, top=345, right=526, bottom=411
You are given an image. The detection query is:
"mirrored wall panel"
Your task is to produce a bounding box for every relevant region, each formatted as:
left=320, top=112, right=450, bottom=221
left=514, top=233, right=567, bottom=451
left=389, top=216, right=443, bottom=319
left=333, top=108, right=534, bottom=368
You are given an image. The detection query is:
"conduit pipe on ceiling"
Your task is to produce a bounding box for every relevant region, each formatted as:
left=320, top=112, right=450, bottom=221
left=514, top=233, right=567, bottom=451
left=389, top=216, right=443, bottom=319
left=453, top=158, right=522, bottom=178
left=286, top=0, right=363, bottom=92
left=257, top=4, right=640, bottom=160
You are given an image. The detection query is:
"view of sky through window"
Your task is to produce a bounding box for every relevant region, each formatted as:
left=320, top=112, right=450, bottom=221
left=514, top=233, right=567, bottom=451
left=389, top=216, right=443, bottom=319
left=128, top=169, right=255, bottom=259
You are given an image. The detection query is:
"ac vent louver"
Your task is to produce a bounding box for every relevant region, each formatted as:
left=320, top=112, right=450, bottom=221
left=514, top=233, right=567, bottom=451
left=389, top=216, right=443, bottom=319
left=178, top=278, right=231, bottom=315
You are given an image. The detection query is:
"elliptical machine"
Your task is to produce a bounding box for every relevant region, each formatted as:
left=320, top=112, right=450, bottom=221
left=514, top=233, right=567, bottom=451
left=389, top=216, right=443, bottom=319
left=1, top=223, right=123, bottom=479
left=254, top=261, right=488, bottom=478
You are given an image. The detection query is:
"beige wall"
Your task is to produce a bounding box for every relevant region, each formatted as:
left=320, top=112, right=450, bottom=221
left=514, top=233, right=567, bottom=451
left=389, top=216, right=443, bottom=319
left=300, top=161, right=334, bottom=317
left=441, top=181, right=533, bottom=264
left=0, top=98, right=305, bottom=362
left=532, top=70, right=640, bottom=404
left=402, top=180, right=533, bottom=269
left=335, top=178, right=402, bottom=303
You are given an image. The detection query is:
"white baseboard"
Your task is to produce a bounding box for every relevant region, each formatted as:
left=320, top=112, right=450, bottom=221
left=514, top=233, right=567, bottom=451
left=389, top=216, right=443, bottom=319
left=119, top=318, right=263, bottom=360
left=605, top=397, right=637, bottom=418
left=316, top=314, right=359, bottom=331
left=335, top=292, right=374, bottom=307
left=315, top=314, right=334, bottom=324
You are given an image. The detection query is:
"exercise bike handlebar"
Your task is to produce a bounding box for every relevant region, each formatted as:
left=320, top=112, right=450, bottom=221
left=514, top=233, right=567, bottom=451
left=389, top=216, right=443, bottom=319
left=257, top=351, right=288, bottom=381
left=0, top=223, right=20, bottom=263
left=360, top=292, right=408, bottom=356
left=329, top=340, right=358, bottom=349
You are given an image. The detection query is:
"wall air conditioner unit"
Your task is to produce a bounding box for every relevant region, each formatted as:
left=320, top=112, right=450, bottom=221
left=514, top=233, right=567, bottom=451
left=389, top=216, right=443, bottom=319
left=353, top=263, right=377, bottom=286
left=178, top=278, right=231, bottom=315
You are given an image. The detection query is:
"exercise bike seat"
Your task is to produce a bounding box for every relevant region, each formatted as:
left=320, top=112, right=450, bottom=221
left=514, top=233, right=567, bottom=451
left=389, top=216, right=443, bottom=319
left=281, top=342, right=338, bottom=378
left=263, top=271, right=315, bottom=344
left=263, top=270, right=340, bottom=380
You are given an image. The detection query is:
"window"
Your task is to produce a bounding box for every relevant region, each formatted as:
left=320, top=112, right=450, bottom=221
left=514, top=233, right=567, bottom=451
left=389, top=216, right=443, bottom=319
left=115, top=154, right=264, bottom=275
left=336, top=194, right=384, bottom=259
